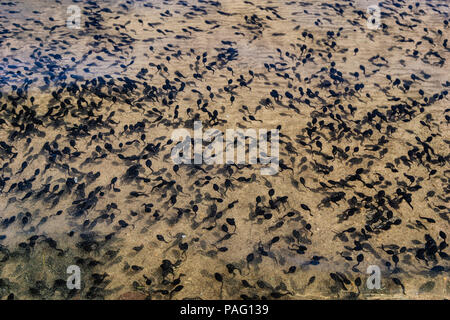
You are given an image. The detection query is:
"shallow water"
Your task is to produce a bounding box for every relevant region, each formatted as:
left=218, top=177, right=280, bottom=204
left=0, top=0, right=449, bottom=300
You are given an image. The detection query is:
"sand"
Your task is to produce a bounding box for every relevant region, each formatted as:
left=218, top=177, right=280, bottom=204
left=0, top=0, right=448, bottom=300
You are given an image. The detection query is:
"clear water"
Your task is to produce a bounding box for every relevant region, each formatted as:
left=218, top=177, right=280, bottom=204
left=0, top=0, right=448, bottom=300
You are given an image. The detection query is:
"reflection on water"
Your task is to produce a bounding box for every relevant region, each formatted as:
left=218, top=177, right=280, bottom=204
left=0, top=0, right=449, bottom=300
